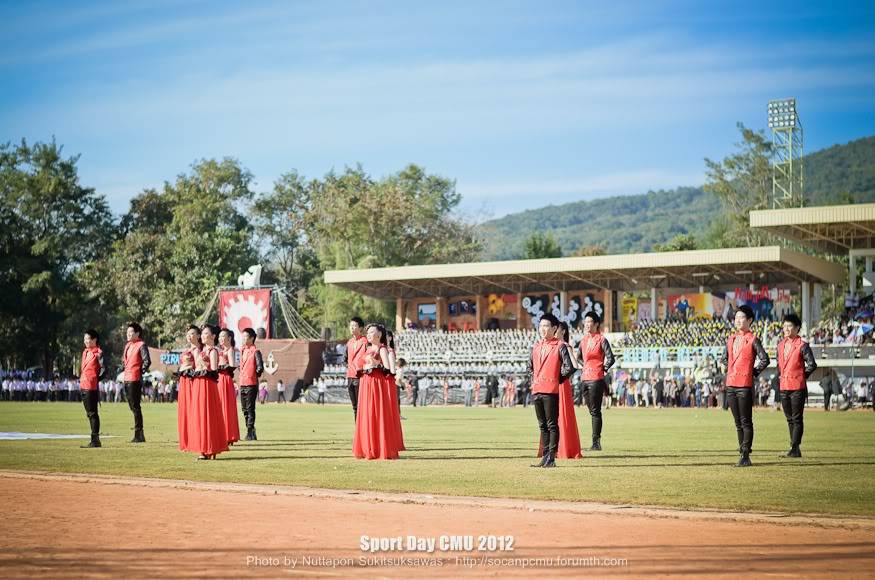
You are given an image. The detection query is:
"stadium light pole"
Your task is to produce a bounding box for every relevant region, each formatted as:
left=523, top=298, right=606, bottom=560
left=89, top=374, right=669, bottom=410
left=767, top=98, right=804, bottom=208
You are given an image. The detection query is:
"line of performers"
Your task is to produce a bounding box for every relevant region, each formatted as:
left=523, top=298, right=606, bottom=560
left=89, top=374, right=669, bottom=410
left=526, top=307, right=816, bottom=468
left=77, top=322, right=266, bottom=460
left=77, top=307, right=815, bottom=467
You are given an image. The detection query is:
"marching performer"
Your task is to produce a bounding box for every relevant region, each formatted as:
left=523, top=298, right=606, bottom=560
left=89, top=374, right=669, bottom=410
left=345, top=316, right=369, bottom=420
left=177, top=325, right=201, bottom=451
left=189, top=325, right=229, bottom=460
left=122, top=322, right=151, bottom=443
left=777, top=313, right=816, bottom=458
left=353, top=324, right=403, bottom=460
left=579, top=311, right=615, bottom=451
left=79, top=329, right=106, bottom=448
left=218, top=328, right=241, bottom=445
left=528, top=314, right=574, bottom=468
left=720, top=305, right=770, bottom=467
left=238, top=327, right=264, bottom=441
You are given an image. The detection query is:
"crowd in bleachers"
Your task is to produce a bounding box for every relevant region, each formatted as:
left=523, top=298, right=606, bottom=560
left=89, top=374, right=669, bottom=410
left=619, top=319, right=783, bottom=348
left=0, top=370, right=179, bottom=403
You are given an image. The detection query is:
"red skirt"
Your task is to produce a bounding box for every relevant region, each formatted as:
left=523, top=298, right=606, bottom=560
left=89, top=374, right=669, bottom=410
left=386, top=374, right=405, bottom=451
left=218, top=371, right=240, bottom=445
left=537, top=380, right=583, bottom=459
left=187, top=376, right=230, bottom=456
left=353, top=371, right=402, bottom=460
left=177, top=376, right=190, bottom=451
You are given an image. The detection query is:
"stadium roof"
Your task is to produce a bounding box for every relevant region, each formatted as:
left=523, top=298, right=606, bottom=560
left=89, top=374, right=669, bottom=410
left=324, top=246, right=845, bottom=299
left=750, top=203, right=875, bottom=254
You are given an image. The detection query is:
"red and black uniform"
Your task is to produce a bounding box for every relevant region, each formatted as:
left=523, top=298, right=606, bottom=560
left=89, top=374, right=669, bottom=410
left=177, top=346, right=197, bottom=451
left=720, top=330, right=770, bottom=457
left=238, top=344, right=264, bottom=440
left=122, top=337, right=151, bottom=442
left=777, top=336, right=817, bottom=454
left=345, top=334, right=369, bottom=419
left=217, top=347, right=241, bottom=445
left=579, top=332, right=615, bottom=448
left=80, top=345, right=106, bottom=444
left=527, top=336, right=574, bottom=462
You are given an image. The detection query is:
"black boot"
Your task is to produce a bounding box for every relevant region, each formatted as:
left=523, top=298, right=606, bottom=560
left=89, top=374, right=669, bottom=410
left=589, top=439, right=602, bottom=451
left=531, top=454, right=548, bottom=468
left=81, top=435, right=101, bottom=448
left=131, top=430, right=145, bottom=443
left=251, top=428, right=257, bottom=441
left=734, top=453, right=752, bottom=467
left=542, top=452, right=556, bottom=468
left=787, top=446, right=802, bottom=458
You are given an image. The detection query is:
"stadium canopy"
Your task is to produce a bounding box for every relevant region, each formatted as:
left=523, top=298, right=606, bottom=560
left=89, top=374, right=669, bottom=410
left=324, top=246, right=844, bottom=300
left=750, top=203, right=875, bottom=255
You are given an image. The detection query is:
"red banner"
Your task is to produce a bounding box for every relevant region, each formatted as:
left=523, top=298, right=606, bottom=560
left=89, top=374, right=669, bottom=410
left=219, top=289, right=271, bottom=344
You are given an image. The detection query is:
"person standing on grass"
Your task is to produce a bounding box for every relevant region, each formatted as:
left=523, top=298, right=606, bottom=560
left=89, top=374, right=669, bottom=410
left=122, top=322, right=151, bottom=443
left=720, top=305, right=770, bottom=468
left=78, top=329, right=106, bottom=448
left=345, top=316, right=369, bottom=420
left=776, top=313, right=817, bottom=459
left=276, top=380, right=286, bottom=403
left=238, top=327, right=264, bottom=441
left=579, top=311, right=615, bottom=451
left=528, top=314, right=574, bottom=469
left=536, top=321, right=583, bottom=460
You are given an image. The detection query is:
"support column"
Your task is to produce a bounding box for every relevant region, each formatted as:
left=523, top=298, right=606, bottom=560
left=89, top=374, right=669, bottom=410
left=603, top=290, right=614, bottom=333
left=395, top=298, right=405, bottom=332
left=475, top=294, right=485, bottom=330
left=436, top=297, right=447, bottom=330
left=559, top=291, right=567, bottom=319
left=867, top=257, right=873, bottom=276
left=516, top=293, right=524, bottom=329
left=813, top=283, right=823, bottom=324
left=850, top=254, right=857, bottom=296
left=801, top=282, right=811, bottom=337
left=651, top=287, right=657, bottom=321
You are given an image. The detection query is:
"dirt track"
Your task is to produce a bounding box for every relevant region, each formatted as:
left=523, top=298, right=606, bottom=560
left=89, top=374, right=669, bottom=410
left=1, top=471, right=873, bottom=578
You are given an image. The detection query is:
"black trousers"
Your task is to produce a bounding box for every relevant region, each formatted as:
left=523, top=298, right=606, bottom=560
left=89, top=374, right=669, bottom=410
left=581, top=380, right=606, bottom=441
left=240, top=386, right=258, bottom=430
left=124, top=381, right=143, bottom=432
left=347, top=378, right=360, bottom=418
left=726, top=387, right=754, bottom=454
left=533, top=393, right=560, bottom=456
left=781, top=389, right=806, bottom=447
left=81, top=389, right=100, bottom=437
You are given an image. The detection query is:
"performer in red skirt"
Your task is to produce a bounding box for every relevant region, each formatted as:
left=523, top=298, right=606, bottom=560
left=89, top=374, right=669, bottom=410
left=177, top=325, right=201, bottom=452
left=538, top=321, right=583, bottom=459
left=353, top=324, right=403, bottom=460
left=386, top=331, right=405, bottom=451
left=189, top=325, right=229, bottom=460
left=218, top=328, right=241, bottom=445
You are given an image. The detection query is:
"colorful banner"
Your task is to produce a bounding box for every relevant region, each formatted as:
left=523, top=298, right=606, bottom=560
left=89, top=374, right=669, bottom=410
left=219, top=289, right=271, bottom=346
left=664, top=288, right=793, bottom=321
left=621, top=293, right=638, bottom=330
left=521, top=291, right=606, bottom=328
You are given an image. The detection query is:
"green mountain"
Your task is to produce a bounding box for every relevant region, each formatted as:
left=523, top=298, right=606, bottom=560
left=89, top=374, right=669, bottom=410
left=478, top=135, right=875, bottom=259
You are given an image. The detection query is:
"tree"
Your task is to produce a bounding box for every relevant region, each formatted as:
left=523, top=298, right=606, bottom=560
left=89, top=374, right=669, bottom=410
left=653, top=234, right=697, bottom=252
left=522, top=232, right=562, bottom=259
left=704, top=123, right=773, bottom=247
left=0, top=139, right=117, bottom=374
left=572, top=244, right=606, bottom=257
left=88, top=158, right=259, bottom=346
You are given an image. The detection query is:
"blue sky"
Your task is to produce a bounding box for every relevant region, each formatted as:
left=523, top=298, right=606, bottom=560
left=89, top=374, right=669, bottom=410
left=2, top=0, right=874, bottom=220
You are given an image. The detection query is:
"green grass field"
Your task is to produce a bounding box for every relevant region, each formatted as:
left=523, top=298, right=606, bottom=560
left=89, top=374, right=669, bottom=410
left=1, top=402, right=873, bottom=516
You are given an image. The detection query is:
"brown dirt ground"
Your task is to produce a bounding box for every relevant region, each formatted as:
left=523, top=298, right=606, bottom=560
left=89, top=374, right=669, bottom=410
left=1, top=471, right=873, bottom=579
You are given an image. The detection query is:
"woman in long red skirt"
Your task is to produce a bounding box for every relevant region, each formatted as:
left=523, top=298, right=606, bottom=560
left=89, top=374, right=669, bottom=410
left=189, top=325, right=229, bottom=460
left=386, top=331, right=405, bottom=451
left=537, top=321, right=584, bottom=459
left=217, top=328, right=241, bottom=446
left=353, top=324, right=402, bottom=460
left=177, top=325, right=201, bottom=452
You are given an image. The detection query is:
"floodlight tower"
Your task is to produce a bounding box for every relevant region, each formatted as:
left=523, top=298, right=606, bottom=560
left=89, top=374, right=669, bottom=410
left=767, top=98, right=804, bottom=208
